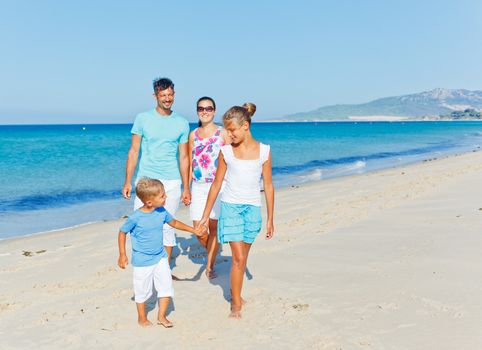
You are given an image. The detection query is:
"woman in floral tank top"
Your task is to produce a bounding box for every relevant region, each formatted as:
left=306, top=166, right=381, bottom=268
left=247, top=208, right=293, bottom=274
left=188, top=96, right=229, bottom=279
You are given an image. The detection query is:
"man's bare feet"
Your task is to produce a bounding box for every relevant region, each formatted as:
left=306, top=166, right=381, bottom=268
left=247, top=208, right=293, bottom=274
left=157, top=317, right=173, bottom=328
left=171, top=274, right=180, bottom=281
left=138, top=319, right=153, bottom=327
left=205, top=268, right=217, bottom=279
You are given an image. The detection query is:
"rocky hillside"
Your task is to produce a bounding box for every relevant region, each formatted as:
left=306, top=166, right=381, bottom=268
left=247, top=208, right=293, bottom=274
left=285, top=88, right=482, bottom=121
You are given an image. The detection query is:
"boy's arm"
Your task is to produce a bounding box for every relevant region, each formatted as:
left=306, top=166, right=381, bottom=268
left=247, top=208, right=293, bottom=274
left=262, top=153, right=275, bottom=239
left=168, top=219, right=207, bottom=237
left=117, top=231, right=129, bottom=268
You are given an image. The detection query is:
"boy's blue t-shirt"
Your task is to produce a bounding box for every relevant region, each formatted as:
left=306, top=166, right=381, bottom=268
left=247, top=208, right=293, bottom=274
left=120, top=207, right=174, bottom=267
left=131, top=109, right=190, bottom=180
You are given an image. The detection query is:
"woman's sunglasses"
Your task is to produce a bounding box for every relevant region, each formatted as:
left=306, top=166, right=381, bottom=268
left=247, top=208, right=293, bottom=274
left=197, top=106, right=215, bottom=112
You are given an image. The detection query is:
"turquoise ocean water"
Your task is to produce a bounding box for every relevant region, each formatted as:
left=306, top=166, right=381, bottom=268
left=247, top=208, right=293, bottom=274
left=1, top=121, right=482, bottom=239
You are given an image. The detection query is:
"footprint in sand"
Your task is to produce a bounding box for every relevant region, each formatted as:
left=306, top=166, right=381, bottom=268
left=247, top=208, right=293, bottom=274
left=214, top=258, right=229, bottom=265
left=96, top=266, right=117, bottom=277
left=0, top=267, right=20, bottom=273
left=376, top=302, right=399, bottom=311
left=292, top=303, right=309, bottom=311
left=311, top=336, right=342, bottom=350
left=0, top=302, right=25, bottom=314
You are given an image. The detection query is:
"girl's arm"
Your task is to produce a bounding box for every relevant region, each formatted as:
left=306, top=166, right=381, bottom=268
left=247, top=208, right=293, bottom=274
left=262, top=153, right=275, bottom=239
left=117, top=231, right=129, bottom=268
left=198, top=151, right=227, bottom=227
left=168, top=219, right=206, bottom=237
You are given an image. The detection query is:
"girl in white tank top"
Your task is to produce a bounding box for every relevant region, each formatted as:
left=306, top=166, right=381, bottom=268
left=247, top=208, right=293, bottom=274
left=198, top=103, right=275, bottom=319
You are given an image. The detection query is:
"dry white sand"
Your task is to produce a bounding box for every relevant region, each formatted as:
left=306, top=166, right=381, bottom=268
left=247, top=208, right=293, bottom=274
left=1, top=151, right=482, bottom=349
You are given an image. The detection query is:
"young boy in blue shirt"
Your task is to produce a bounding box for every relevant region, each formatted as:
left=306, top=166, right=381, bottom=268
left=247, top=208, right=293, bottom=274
left=117, top=178, right=206, bottom=327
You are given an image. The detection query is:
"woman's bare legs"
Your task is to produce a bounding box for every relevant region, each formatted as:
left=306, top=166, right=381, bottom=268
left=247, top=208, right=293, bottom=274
left=193, top=219, right=219, bottom=279
left=205, top=219, right=220, bottom=278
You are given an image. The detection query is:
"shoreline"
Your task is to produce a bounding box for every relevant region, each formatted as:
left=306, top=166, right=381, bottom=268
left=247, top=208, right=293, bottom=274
left=2, top=119, right=482, bottom=126
left=1, top=148, right=480, bottom=244
left=1, top=146, right=481, bottom=241
left=2, top=149, right=482, bottom=348
left=258, top=118, right=482, bottom=123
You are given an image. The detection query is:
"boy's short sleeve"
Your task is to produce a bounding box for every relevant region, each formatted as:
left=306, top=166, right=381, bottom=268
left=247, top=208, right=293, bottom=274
left=154, top=207, right=174, bottom=224
left=179, top=120, right=190, bottom=144
left=164, top=210, right=174, bottom=224
left=120, top=216, right=137, bottom=234
left=131, top=114, right=144, bottom=136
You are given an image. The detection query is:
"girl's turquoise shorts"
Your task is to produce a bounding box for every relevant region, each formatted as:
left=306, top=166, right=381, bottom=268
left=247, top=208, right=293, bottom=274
left=218, top=202, right=262, bottom=244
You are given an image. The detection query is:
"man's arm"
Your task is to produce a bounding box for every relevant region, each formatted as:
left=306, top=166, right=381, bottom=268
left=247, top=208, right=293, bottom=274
left=122, top=134, right=142, bottom=199
left=179, top=142, right=191, bottom=205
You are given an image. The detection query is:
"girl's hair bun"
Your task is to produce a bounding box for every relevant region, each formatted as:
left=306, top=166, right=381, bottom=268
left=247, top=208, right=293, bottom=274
left=242, top=102, right=256, bottom=118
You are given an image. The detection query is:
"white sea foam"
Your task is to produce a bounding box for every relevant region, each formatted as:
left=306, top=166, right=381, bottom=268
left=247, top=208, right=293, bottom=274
left=298, top=168, right=323, bottom=182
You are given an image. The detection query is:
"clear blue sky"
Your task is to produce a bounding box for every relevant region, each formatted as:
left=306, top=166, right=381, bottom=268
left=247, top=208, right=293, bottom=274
left=1, top=0, right=481, bottom=124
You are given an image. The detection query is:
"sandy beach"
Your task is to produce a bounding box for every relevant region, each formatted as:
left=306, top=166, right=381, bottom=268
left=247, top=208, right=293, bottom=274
left=1, top=151, right=482, bottom=349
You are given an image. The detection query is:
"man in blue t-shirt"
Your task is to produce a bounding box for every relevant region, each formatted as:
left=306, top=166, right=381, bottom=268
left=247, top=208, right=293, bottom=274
left=122, top=77, right=191, bottom=266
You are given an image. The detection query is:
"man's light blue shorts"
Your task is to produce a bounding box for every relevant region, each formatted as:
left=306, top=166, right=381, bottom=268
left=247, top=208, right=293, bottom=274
left=218, top=202, right=262, bottom=244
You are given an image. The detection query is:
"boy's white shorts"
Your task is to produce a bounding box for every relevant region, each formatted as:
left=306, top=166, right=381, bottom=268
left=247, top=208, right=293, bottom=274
left=189, top=181, right=222, bottom=221
left=134, top=179, right=181, bottom=247
left=132, top=258, right=173, bottom=303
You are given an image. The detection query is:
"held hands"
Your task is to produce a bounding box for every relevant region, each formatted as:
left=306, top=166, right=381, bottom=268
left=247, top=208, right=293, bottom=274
left=193, top=223, right=208, bottom=237
left=122, top=183, right=132, bottom=199
left=266, top=220, right=274, bottom=240
left=194, top=217, right=209, bottom=237
left=181, top=189, right=191, bottom=206
left=117, top=254, right=128, bottom=269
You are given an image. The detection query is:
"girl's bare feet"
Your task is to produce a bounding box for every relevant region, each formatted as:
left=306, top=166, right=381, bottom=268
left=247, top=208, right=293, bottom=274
left=138, top=319, right=153, bottom=327
left=229, top=303, right=242, bottom=319
left=157, top=317, right=173, bottom=328
left=229, top=289, right=247, bottom=305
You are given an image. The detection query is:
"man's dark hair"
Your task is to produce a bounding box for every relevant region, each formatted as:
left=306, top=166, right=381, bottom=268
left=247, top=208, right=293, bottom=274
left=153, top=77, right=174, bottom=94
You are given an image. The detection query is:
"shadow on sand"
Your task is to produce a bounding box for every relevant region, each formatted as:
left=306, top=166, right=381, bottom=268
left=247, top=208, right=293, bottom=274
left=172, top=235, right=253, bottom=302
left=130, top=234, right=254, bottom=317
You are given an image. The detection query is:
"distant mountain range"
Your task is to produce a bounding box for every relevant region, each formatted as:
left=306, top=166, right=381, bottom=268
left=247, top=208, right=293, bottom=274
left=283, top=88, right=482, bottom=121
